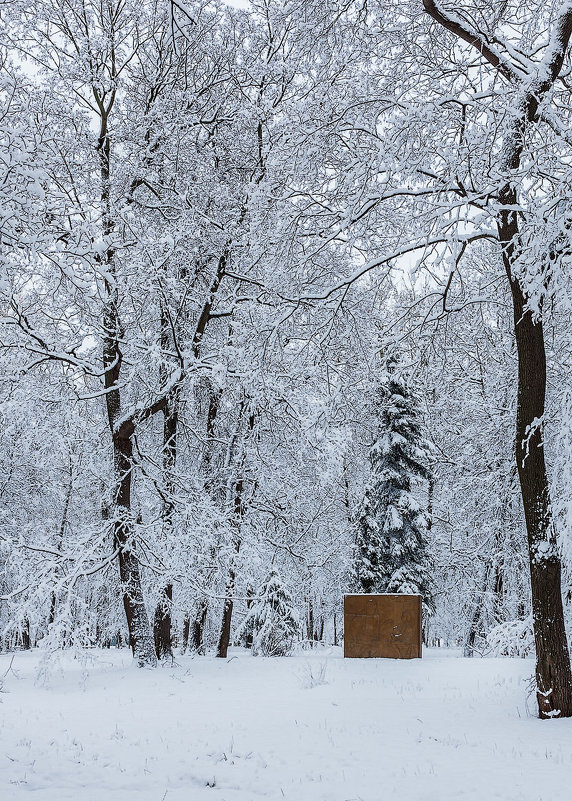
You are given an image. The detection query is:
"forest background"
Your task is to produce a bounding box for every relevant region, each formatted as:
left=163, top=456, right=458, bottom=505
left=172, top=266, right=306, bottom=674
left=2, top=0, right=572, bottom=718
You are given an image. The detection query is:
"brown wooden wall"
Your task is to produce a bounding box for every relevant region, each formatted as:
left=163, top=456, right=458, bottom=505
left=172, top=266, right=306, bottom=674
left=344, top=594, right=422, bottom=659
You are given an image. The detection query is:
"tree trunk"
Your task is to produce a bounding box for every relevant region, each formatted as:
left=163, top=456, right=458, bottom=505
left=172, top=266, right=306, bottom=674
left=192, top=601, right=208, bottom=653
left=307, top=598, right=314, bottom=646
left=245, top=585, right=255, bottom=648
left=216, top=419, right=251, bottom=658
left=423, top=0, right=572, bottom=721
left=497, top=165, right=572, bottom=714
left=98, top=95, right=156, bottom=668
left=216, top=536, right=241, bottom=658
left=493, top=561, right=504, bottom=625
left=153, top=309, right=180, bottom=660
left=182, top=613, right=190, bottom=653
left=48, top=473, right=73, bottom=628
left=109, top=416, right=156, bottom=667
left=21, top=619, right=31, bottom=650
left=464, top=561, right=491, bottom=658
left=216, top=578, right=235, bottom=659
left=427, top=476, right=434, bottom=532
left=504, top=265, right=572, bottom=716
left=333, top=612, right=338, bottom=647
left=154, top=583, right=173, bottom=660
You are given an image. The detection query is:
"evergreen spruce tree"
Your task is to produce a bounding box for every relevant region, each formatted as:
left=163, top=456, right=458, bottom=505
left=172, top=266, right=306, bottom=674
left=354, top=364, right=434, bottom=611
left=239, top=569, right=299, bottom=656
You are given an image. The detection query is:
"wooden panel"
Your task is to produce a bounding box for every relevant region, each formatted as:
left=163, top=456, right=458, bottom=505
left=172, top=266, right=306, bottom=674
left=344, top=594, right=422, bottom=659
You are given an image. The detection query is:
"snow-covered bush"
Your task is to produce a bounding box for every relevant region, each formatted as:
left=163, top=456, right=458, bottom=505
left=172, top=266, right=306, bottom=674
left=239, top=569, right=299, bottom=657
left=487, top=617, right=534, bottom=658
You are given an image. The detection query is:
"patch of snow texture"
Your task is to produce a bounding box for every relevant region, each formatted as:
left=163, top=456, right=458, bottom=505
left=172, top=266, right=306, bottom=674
left=0, top=648, right=571, bottom=801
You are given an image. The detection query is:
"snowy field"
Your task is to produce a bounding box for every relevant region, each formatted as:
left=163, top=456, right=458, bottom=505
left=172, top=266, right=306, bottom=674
left=0, top=647, right=571, bottom=801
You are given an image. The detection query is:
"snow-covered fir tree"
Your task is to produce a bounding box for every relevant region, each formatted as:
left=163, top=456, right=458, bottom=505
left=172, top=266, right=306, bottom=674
left=354, top=363, right=434, bottom=612
left=239, top=569, right=299, bottom=657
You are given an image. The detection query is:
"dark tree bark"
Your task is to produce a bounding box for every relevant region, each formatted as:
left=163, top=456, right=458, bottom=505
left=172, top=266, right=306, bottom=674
left=504, top=269, right=572, bottom=716
left=153, top=302, right=180, bottom=661
left=423, top=0, right=572, bottom=717
left=427, top=476, right=434, bottom=532
left=493, top=562, right=504, bottom=625
left=216, top=577, right=235, bottom=659
left=111, top=421, right=156, bottom=666
left=215, top=409, right=254, bottom=659
left=306, top=598, right=314, bottom=646
left=216, top=525, right=242, bottom=658
left=192, top=601, right=208, bottom=653
left=182, top=613, right=191, bottom=653
left=464, top=561, right=491, bottom=658
left=21, top=619, right=31, bottom=650
left=244, top=585, right=255, bottom=648
left=48, top=472, right=73, bottom=628
left=317, top=615, right=325, bottom=643
left=154, top=583, right=173, bottom=660
left=98, top=90, right=156, bottom=668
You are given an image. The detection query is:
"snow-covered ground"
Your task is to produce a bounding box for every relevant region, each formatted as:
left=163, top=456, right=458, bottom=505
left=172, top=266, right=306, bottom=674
left=0, top=647, right=570, bottom=801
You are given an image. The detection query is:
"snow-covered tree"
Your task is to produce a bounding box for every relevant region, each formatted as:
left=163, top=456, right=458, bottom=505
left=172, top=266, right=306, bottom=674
left=239, top=568, right=299, bottom=657
left=354, top=363, right=434, bottom=611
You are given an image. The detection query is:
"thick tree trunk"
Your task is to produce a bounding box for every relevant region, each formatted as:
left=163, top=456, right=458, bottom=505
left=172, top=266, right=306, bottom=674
left=499, top=196, right=572, bottom=716
left=108, top=390, right=157, bottom=667
left=422, top=0, right=572, bottom=719
left=104, top=348, right=156, bottom=667
left=505, top=270, right=572, bottom=717
left=98, top=97, right=156, bottom=668
left=495, top=173, right=572, bottom=711
left=113, top=424, right=157, bottom=667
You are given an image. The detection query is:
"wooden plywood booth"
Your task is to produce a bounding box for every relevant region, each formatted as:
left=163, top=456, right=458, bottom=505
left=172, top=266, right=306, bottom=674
left=344, top=594, right=422, bottom=659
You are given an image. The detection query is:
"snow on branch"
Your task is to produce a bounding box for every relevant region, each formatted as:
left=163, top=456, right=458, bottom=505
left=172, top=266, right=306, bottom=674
left=536, top=1, right=572, bottom=86
left=422, top=0, right=523, bottom=81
